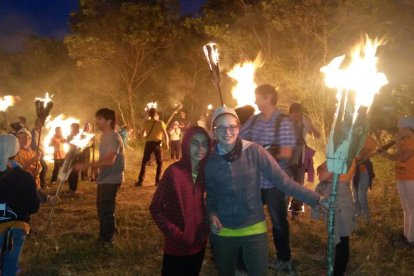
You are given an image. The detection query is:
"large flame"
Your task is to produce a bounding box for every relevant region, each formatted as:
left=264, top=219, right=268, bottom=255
left=0, top=96, right=16, bottom=112
left=228, top=53, right=263, bottom=112
left=320, top=35, right=388, bottom=112
left=42, top=114, right=80, bottom=162
left=70, top=132, right=95, bottom=149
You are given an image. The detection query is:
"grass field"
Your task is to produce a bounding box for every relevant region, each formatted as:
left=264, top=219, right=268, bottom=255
left=19, top=147, right=414, bottom=275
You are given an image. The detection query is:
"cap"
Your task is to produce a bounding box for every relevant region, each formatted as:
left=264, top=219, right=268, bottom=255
left=16, top=128, right=32, bottom=139
left=398, top=116, right=414, bottom=129
left=211, top=106, right=240, bottom=129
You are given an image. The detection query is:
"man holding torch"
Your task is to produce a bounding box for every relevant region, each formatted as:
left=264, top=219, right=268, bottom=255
left=76, top=108, right=125, bottom=248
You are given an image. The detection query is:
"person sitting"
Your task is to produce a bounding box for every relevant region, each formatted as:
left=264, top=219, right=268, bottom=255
left=0, top=134, right=40, bottom=276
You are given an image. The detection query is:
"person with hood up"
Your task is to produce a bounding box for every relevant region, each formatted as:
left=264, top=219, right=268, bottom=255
left=0, top=134, right=40, bottom=276
left=205, top=106, right=329, bottom=276
left=150, top=126, right=212, bottom=276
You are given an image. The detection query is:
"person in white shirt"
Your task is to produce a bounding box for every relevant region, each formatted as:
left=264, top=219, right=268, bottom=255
left=169, top=121, right=181, bottom=161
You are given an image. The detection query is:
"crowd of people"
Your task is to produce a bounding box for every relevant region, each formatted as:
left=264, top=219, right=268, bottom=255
left=0, top=84, right=413, bottom=276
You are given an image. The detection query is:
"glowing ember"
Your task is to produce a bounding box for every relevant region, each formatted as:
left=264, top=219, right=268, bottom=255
left=227, top=53, right=263, bottom=113
left=35, top=92, right=53, bottom=108
left=70, top=132, right=95, bottom=149
left=207, top=104, right=213, bottom=110
left=320, top=35, right=388, bottom=113
left=0, top=96, right=16, bottom=112
left=42, top=114, right=80, bottom=162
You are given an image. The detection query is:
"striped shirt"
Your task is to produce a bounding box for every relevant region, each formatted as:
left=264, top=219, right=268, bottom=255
left=240, top=110, right=296, bottom=189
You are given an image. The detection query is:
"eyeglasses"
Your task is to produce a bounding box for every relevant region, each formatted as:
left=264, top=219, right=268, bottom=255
left=214, top=125, right=239, bottom=133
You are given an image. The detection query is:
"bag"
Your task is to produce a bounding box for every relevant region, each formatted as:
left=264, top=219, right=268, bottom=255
left=251, top=113, right=287, bottom=160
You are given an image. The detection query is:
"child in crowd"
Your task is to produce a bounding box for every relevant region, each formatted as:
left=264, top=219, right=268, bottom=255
left=312, top=161, right=357, bottom=276
left=169, top=121, right=181, bottom=161
left=150, top=126, right=212, bottom=276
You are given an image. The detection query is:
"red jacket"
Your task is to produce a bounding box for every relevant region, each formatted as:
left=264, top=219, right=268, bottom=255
left=150, top=127, right=212, bottom=256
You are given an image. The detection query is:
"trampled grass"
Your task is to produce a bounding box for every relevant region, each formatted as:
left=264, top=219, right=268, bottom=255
left=19, top=148, right=414, bottom=275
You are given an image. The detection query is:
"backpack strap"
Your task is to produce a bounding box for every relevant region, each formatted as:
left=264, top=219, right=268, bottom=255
left=146, top=120, right=157, bottom=138
left=274, top=114, right=288, bottom=143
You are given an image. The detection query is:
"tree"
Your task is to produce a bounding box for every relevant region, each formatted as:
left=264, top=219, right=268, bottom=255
left=65, top=0, right=178, bottom=132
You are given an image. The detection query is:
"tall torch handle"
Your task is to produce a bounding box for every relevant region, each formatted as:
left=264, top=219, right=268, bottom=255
left=327, top=173, right=340, bottom=276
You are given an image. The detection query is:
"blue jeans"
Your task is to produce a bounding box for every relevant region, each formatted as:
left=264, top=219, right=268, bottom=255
left=0, top=228, right=26, bottom=276
left=261, top=187, right=291, bottom=262
left=352, top=171, right=370, bottom=220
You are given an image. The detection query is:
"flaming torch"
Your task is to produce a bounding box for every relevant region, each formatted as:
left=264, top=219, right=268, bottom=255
left=34, top=93, right=53, bottom=156
left=0, top=95, right=17, bottom=132
left=320, top=35, right=388, bottom=275
left=35, top=131, right=95, bottom=259
left=0, top=95, right=16, bottom=112
left=203, top=43, right=224, bottom=106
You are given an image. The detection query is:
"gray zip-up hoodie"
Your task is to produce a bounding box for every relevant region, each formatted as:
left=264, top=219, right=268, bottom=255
left=205, top=140, right=320, bottom=229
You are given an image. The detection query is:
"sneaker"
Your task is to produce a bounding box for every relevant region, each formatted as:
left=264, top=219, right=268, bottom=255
left=135, top=181, right=143, bottom=187
left=269, top=259, right=293, bottom=273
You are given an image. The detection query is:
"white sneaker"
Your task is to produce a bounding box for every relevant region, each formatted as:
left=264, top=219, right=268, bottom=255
left=269, top=259, right=293, bottom=274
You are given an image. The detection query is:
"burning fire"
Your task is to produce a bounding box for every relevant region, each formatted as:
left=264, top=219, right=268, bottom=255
left=203, top=43, right=219, bottom=69
left=42, top=114, right=80, bottom=162
left=145, top=102, right=158, bottom=111
left=0, top=96, right=17, bottom=112
left=320, top=35, right=388, bottom=112
left=227, top=53, right=263, bottom=112
left=70, top=132, right=95, bottom=149
left=35, top=92, right=53, bottom=107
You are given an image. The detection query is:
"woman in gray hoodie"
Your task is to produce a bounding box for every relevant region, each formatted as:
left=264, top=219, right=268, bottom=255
left=205, top=107, right=328, bottom=276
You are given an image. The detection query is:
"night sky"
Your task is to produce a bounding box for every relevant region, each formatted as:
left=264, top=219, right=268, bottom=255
left=0, top=0, right=205, bottom=50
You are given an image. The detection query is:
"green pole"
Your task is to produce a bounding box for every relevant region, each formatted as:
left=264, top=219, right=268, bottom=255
left=327, top=173, right=340, bottom=275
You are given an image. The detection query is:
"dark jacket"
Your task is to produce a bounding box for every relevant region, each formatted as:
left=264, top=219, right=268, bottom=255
left=0, top=167, right=40, bottom=223
left=150, top=127, right=212, bottom=256
left=205, top=140, right=320, bottom=229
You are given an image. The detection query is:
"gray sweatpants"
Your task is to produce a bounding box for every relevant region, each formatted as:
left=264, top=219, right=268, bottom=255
left=211, top=233, right=268, bottom=276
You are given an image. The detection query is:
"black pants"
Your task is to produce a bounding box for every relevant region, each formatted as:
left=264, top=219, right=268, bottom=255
left=138, top=141, right=162, bottom=183
left=51, top=159, right=64, bottom=183
left=68, top=170, right=79, bottom=192
left=97, top=184, right=120, bottom=242
left=39, top=158, right=48, bottom=189
left=170, top=140, right=180, bottom=160
left=80, top=149, right=90, bottom=180
left=261, top=187, right=291, bottom=262
left=334, top=236, right=349, bottom=276
left=162, top=248, right=205, bottom=276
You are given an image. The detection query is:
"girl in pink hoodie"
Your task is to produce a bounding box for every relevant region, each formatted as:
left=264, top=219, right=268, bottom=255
left=150, top=126, right=212, bottom=276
